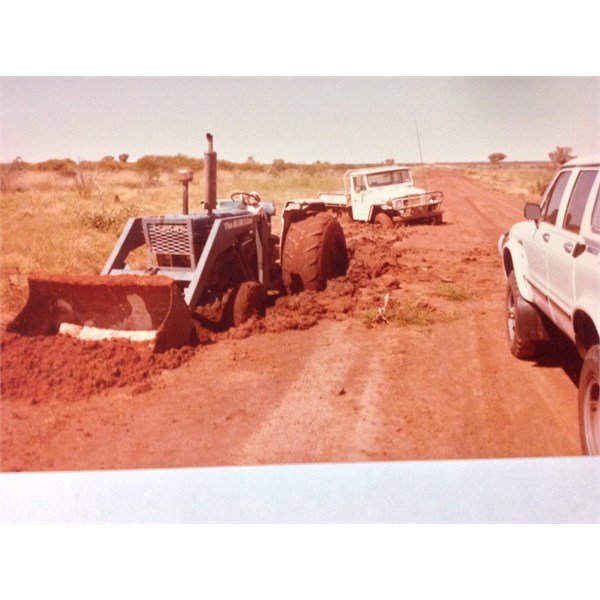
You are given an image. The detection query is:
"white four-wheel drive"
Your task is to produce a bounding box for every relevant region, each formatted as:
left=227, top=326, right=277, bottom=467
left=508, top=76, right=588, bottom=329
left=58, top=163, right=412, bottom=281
left=499, top=155, right=600, bottom=455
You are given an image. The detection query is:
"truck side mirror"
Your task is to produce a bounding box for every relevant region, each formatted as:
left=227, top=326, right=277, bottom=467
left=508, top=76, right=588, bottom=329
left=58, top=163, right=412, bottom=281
left=524, top=203, right=541, bottom=223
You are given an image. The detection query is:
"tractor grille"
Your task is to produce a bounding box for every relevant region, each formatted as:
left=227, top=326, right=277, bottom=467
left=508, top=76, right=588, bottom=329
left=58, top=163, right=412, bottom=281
left=142, top=218, right=198, bottom=270
left=144, top=220, right=193, bottom=255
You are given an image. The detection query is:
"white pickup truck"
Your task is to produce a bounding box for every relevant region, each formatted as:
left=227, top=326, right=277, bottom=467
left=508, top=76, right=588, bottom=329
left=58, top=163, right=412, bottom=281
left=318, top=165, right=444, bottom=227
left=498, top=155, right=600, bottom=455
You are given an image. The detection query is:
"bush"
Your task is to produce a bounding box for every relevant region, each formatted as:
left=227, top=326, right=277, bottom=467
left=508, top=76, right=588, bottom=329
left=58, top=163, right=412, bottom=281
left=74, top=201, right=140, bottom=233
left=549, top=146, right=575, bottom=165
left=135, top=154, right=203, bottom=174
left=488, top=153, right=507, bottom=165
left=74, top=167, right=97, bottom=198
left=528, top=174, right=553, bottom=196
left=98, top=157, right=122, bottom=172
left=33, top=158, right=77, bottom=177
left=270, top=159, right=289, bottom=176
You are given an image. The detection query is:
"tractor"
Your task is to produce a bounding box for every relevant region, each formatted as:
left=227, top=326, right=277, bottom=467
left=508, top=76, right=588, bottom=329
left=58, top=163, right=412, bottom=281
left=8, top=134, right=349, bottom=351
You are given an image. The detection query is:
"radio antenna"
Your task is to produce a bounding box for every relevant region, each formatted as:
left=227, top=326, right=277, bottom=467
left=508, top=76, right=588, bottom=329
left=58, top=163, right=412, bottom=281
left=415, top=119, right=428, bottom=189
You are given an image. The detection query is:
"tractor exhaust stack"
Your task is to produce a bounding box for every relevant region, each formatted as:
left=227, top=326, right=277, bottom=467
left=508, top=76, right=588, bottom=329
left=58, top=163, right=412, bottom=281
left=204, top=133, right=217, bottom=215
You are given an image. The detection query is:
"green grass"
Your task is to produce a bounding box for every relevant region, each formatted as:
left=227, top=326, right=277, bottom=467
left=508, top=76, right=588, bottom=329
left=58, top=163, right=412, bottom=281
left=434, top=283, right=471, bottom=302
left=362, top=297, right=453, bottom=328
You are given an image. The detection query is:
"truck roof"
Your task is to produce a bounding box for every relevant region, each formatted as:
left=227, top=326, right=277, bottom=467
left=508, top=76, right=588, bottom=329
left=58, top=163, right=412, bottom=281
left=563, top=154, right=600, bottom=167
left=345, top=165, right=411, bottom=177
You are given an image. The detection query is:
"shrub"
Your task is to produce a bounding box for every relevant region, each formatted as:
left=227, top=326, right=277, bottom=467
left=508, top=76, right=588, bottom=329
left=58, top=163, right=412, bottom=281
left=270, top=159, right=289, bottom=176
left=528, top=173, right=553, bottom=196
left=549, top=146, right=575, bottom=165
left=135, top=154, right=203, bottom=174
left=74, top=166, right=97, bottom=198
left=74, top=201, right=140, bottom=234
left=98, top=157, right=122, bottom=172
left=488, top=153, right=507, bottom=165
left=33, top=158, right=77, bottom=177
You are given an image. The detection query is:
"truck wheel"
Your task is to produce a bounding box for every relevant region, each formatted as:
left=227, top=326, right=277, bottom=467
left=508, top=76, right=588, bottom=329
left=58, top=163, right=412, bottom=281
left=282, top=212, right=348, bottom=293
left=228, top=281, right=265, bottom=327
left=579, top=345, right=600, bottom=455
left=374, top=212, right=394, bottom=228
left=506, top=271, right=538, bottom=359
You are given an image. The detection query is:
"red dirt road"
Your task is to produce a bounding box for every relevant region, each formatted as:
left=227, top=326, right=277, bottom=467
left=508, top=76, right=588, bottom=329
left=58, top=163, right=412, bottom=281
left=0, top=168, right=583, bottom=472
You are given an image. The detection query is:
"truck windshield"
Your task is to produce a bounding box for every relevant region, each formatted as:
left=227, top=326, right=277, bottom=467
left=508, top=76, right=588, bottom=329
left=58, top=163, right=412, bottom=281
left=366, top=169, right=411, bottom=187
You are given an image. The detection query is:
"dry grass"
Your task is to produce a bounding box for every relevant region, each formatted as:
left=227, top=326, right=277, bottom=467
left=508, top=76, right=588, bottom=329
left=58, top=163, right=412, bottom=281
left=0, top=165, right=344, bottom=317
left=439, top=161, right=555, bottom=199
left=0, top=160, right=554, bottom=320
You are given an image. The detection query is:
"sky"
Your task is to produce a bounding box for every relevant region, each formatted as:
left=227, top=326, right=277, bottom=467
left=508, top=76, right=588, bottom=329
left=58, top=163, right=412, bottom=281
left=1, top=76, right=599, bottom=165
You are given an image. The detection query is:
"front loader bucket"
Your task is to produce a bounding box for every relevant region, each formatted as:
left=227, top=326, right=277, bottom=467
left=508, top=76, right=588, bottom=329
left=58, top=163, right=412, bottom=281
left=7, top=273, right=192, bottom=353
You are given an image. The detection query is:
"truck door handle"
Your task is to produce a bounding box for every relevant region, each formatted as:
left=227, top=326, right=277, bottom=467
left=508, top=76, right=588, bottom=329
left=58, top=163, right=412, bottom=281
left=542, top=233, right=550, bottom=242
left=563, top=242, right=574, bottom=253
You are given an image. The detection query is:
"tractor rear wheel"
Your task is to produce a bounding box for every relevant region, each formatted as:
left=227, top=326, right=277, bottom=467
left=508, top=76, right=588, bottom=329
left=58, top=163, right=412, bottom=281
left=282, top=212, right=348, bottom=294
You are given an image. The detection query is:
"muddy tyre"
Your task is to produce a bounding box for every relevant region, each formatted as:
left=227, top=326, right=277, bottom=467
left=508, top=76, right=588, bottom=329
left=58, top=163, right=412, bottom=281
left=506, top=271, right=538, bottom=360
left=282, top=212, right=348, bottom=294
left=579, top=345, right=600, bottom=455
left=374, top=212, right=394, bottom=228
left=228, top=281, right=265, bottom=327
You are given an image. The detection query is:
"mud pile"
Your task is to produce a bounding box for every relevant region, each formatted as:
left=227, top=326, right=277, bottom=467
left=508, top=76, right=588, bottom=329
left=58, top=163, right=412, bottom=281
left=0, top=223, right=419, bottom=403
left=0, top=332, right=195, bottom=404
left=225, top=223, right=412, bottom=338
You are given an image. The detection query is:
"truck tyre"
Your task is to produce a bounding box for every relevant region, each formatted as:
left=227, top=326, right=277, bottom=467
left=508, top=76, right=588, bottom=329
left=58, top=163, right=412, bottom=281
left=579, top=344, right=600, bottom=455
left=506, top=271, right=538, bottom=359
left=374, top=212, right=394, bottom=228
left=282, top=212, right=348, bottom=293
left=228, top=281, right=265, bottom=327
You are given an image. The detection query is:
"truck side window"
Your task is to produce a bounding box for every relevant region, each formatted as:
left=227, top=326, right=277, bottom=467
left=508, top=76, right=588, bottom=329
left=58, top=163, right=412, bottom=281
left=563, top=170, right=598, bottom=234
left=591, top=186, right=600, bottom=233
left=542, top=171, right=571, bottom=225
left=353, top=177, right=365, bottom=192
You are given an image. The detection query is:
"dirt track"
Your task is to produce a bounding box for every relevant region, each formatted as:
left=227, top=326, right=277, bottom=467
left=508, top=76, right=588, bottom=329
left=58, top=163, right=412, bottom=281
left=0, top=168, right=583, bottom=471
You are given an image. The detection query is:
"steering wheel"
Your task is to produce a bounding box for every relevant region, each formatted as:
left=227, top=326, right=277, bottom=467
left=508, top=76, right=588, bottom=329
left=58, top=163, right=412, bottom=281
left=231, top=192, right=261, bottom=206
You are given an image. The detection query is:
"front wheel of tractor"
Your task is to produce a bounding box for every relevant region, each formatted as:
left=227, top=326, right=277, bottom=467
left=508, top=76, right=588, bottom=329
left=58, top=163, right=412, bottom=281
left=227, top=281, right=266, bottom=327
